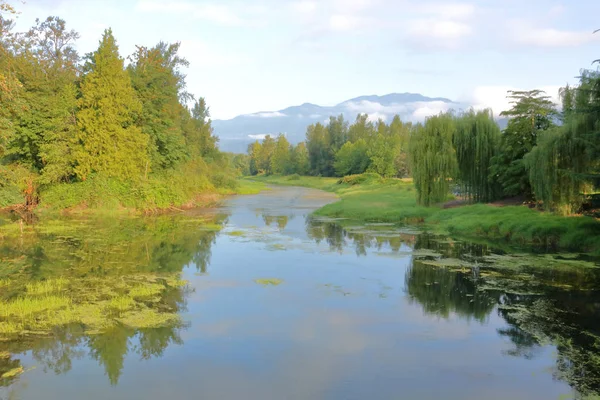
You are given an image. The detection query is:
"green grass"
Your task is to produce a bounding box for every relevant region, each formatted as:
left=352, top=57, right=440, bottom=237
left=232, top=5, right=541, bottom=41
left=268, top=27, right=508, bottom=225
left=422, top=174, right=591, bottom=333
left=251, top=174, right=600, bottom=255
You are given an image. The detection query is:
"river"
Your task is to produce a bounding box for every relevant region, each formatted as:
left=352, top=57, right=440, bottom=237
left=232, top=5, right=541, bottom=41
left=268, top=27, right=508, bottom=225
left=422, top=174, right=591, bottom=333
left=1, top=186, right=599, bottom=399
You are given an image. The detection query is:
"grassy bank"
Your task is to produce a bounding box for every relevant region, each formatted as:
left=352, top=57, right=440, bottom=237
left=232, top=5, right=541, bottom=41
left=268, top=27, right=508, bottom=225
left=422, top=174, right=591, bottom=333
left=249, top=174, right=600, bottom=255
left=1, top=163, right=266, bottom=215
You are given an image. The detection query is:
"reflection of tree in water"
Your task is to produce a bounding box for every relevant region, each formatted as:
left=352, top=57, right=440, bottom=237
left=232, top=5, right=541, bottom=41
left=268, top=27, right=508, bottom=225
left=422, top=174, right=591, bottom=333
left=405, top=260, right=498, bottom=323
left=0, top=212, right=223, bottom=387
left=305, top=218, right=411, bottom=256
left=498, top=292, right=600, bottom=396
left=262, top=214, right=290, bottom=230
left=404, top=233, right=600, bottom=397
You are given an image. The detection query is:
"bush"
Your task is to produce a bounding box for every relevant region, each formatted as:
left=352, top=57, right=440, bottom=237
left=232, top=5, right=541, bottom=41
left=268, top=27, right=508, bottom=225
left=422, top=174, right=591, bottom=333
left=287, top=174, right=301, bottom=181
left=337, top=172, right=382, bottom=186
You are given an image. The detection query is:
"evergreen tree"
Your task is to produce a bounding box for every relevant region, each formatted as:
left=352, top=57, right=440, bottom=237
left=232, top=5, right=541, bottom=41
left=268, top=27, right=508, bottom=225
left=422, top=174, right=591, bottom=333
left=74, top=29, right=149, bottom=181
left=188, top=97, right=218, bottom=158
left=490, top=90, right=557, bottom=198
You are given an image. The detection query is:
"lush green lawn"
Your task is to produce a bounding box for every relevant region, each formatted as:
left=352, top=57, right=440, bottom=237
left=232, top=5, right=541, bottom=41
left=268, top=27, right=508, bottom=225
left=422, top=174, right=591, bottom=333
left=248, top=175, right=600, bottom=255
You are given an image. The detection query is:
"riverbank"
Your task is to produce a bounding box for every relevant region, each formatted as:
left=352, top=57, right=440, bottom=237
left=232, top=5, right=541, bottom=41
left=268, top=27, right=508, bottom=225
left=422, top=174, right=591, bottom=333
left=1, top=174, right=266, bottom=217
left=248, top=175, right=600, bottom=255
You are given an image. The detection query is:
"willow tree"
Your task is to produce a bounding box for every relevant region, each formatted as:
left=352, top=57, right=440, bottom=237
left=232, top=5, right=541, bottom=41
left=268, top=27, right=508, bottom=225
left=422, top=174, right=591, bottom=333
left=410, top=113, right=457, bottom=206
left=525, top=70, right=600, bottom=214
left=453, top=109, right=501, bottom=202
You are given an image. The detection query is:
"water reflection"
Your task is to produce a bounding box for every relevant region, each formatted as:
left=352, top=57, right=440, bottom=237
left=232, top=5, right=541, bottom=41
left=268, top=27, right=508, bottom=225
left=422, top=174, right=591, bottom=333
left=1, top=190, right=600, bottom=398
left=0, top=211, right=226, bottom=388
left=304, top=217, right=600, bottom=397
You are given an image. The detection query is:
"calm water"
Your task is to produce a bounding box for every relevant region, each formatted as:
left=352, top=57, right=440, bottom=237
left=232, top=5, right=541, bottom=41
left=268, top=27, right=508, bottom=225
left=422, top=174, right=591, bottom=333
left=1, top=186, right=599, bottom=400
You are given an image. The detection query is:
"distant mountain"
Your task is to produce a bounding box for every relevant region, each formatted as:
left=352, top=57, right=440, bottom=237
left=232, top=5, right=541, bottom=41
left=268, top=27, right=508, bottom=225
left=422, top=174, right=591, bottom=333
left=213, top=93, right=465, bottom=153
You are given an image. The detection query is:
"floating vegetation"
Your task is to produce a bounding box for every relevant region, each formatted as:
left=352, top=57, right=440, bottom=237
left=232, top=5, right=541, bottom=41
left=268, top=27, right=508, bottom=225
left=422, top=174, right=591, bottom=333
left=0, top=275, right=185, bottom=340
left=412, top=249, right=444, bottom=258
left=266, top=243, right=287, bottom=251
left=25, top=278, right=68, bottom=296
left=1, top=367, right=24, bottom=379
left=482, top=253, right=600, bottom=270
left=254, top=278, right=283, bottom=286
left=118, top=309, right=180, bottom=329
left=227, top=230, right=246, bottom=237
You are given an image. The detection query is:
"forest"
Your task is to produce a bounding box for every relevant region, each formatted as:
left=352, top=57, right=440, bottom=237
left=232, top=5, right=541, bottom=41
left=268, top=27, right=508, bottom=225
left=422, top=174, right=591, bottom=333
left=0, top=4, right=245, bottom=212
left=246, top=83, right=600, bottom=215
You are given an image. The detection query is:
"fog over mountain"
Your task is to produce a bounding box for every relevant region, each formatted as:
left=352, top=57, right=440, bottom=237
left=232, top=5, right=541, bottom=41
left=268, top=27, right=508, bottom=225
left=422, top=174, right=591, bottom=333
left=213, top=93, right=470, bottom=153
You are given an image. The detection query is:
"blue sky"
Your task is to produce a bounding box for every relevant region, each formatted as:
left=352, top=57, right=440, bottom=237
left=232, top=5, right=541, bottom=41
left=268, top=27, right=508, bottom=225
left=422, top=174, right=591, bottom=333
left=11, top=0, right=600, bottom=119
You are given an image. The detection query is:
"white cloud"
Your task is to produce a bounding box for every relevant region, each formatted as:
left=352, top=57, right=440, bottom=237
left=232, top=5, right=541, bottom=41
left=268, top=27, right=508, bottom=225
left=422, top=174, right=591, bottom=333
left=248, top=134, right=267, bottom=140
left=468, top=85, right=561, bottom=117
left=512, top=25, right=598, bottom=47
left=332, top=0, right=374, bottom=12
left=408, top=19, right=472, bottom=40
left=136, top=0, right=243, bottom=26
left=403, top=2, right=474, bottom=50
left=248, top=111, right=286, bottom=118
left=329, top=14, right=366, bottom=31
left=291, top=1, right=317, bottom=14
left=418, top=3, right=475, bottom=20
left=309, top=113, right=321, bottom=118
left=343, top=99, right=455, bottom=122
left=367, top=112, right=387, bottom=122
left=412, top=101, right=453, bottom=120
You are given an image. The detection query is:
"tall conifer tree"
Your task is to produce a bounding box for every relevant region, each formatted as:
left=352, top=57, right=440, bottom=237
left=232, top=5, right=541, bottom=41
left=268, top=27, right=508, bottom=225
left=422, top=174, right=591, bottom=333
left=74, top=29, right=149, bottom=181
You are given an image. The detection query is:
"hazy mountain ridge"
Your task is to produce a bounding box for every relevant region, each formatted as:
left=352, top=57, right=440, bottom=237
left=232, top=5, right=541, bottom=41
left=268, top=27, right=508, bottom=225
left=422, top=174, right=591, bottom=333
left=213, top=93, right=462, bottom=153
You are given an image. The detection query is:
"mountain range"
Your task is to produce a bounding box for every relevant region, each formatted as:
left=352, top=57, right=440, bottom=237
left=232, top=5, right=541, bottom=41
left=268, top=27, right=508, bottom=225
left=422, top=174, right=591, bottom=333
left=212, top=93, right=468, bottom=153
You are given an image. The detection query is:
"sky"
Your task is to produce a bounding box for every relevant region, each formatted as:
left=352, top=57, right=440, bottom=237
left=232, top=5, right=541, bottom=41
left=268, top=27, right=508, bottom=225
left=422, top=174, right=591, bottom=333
left=9, top=0, right=600, bottom=120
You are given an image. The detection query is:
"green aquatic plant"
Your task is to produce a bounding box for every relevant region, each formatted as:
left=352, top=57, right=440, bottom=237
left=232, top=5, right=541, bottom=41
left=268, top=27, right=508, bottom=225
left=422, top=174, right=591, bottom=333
left=25, top=278, right=68, bottom=296
left=254, top=278, right=283, bottom=286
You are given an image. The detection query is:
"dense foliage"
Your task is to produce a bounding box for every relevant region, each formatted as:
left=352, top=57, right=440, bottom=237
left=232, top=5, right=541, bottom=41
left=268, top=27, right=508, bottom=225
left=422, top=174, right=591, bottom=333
left=247, top=76, right=598, bottom=213
left=247, top=114, right=411, bottom=179
left=0, top=6, right=233, bottom=211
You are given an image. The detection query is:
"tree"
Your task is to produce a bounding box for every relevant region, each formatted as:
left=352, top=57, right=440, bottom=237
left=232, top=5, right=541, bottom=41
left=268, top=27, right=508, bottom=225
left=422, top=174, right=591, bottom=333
left=270, top=134, right=291, bottom=175
left=3, top=16, right=79, bottom=174
left=347, top=114, right=375, bottom=143
left=306, top=122, right=329, bottom=175
left=290, top=142, right=309, bottom=175
left=453, top=109, right=501, bottom=202
left=388, top=115, right=411, bottom=177
left=334, top=139, right=369, bottom=176
left=490, top=90, right=557, bottom=198
left=410, top=113, right=457, bottom=206
left=247, top=141, right=261, bottom=175
left=186, top=97, right=218, bottom=158
left=367, top=133, right=396, bottom=177
left=525, top=70, right=600, bottom=214
left=256, top=135, right=275, bottom=174
left=74, top=29, right=149, bottom=181
left=128, top=42, right=189, bottom=169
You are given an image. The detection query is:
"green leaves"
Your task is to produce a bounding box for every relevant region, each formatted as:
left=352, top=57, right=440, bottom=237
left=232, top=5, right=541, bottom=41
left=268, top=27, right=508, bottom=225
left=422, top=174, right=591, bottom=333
left=74, top=29, right=149, bottom=181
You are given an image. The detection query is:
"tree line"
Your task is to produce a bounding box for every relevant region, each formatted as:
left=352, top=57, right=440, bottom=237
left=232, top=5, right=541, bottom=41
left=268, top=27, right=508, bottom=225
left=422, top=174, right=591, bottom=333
left=246, top=114, right=411, bottom=178
left=246, top=81, right=599, bottom=214
left=0, top=4, right=229, bottom=209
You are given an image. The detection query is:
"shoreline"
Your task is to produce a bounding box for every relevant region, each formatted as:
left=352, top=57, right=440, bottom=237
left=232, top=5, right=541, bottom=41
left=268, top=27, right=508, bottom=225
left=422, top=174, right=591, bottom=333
left=247, top=175, right=600, bottom=256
